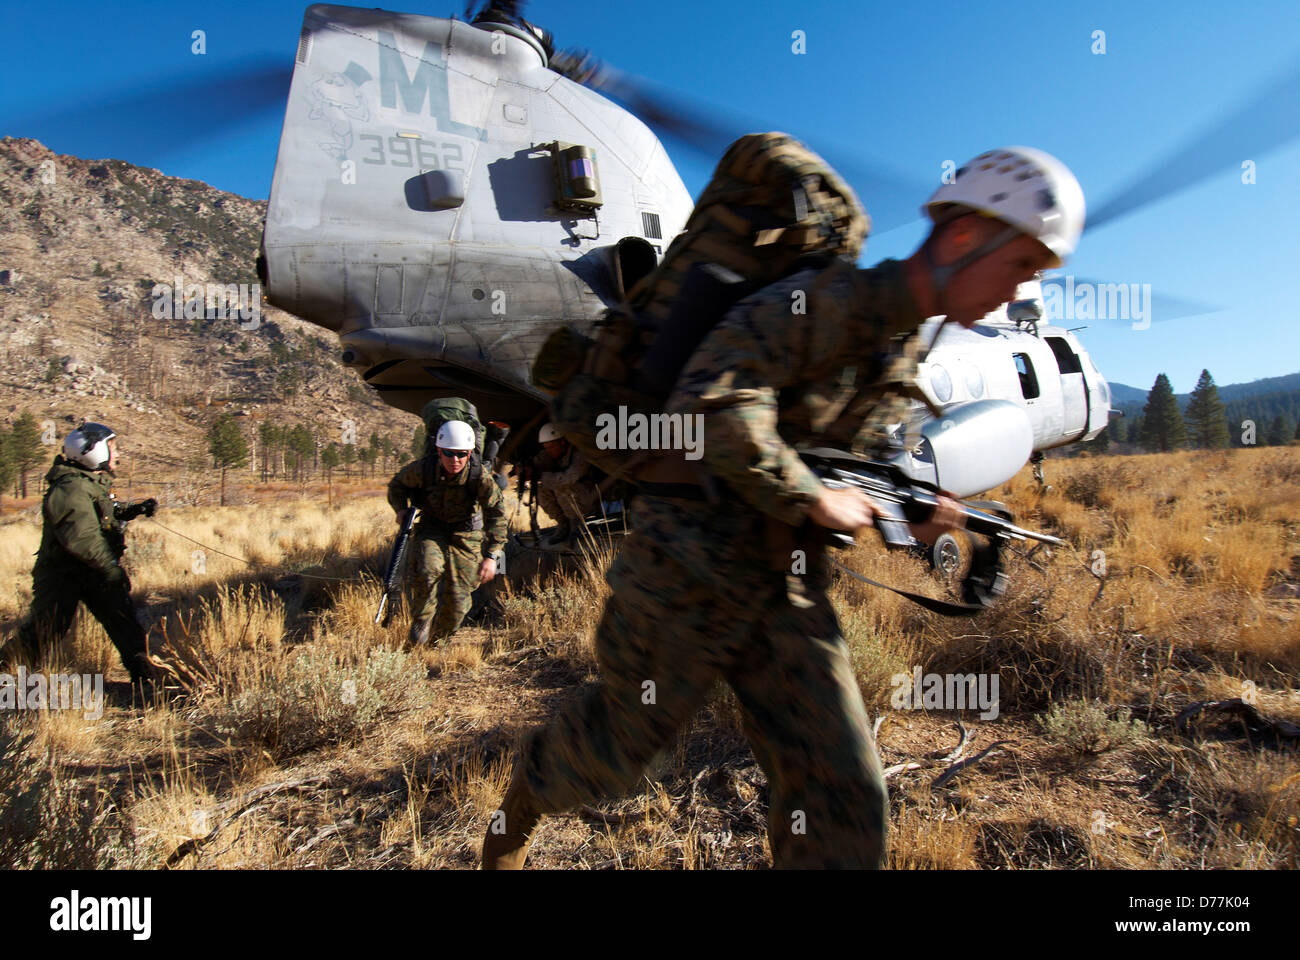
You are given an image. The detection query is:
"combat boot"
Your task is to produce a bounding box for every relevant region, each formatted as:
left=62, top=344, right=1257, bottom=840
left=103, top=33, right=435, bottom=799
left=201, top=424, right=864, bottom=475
left=408, top=617, right=433, bottom=647
left=482, top=773, right=543, bottom=870
left=543, top=520, right=572, bottom=547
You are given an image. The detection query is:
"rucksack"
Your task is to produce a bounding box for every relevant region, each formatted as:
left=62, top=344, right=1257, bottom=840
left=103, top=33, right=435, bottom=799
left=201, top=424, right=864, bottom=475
left=531, top=132, right=869, bottom=479
left=421, top=397, right=485, bottom=457
left=420, top=397, right=485, bottom=488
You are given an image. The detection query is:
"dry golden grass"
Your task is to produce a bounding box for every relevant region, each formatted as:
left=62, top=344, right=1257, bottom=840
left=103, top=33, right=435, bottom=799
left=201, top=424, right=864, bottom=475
left=1, top=448, right=1297, bottom=870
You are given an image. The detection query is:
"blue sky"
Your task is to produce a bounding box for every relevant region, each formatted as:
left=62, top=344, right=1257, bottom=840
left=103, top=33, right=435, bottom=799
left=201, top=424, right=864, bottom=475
left=3, top=0, right=1297, bottom=394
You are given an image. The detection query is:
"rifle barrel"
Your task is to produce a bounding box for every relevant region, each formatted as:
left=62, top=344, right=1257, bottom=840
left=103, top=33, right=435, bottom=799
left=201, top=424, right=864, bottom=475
left=807, top=452, right=1063, bottom=547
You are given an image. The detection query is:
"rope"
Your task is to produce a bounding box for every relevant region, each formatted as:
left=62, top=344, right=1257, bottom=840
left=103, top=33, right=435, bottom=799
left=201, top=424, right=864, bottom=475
left=830, top=558, right=988, bottom=617
left=143, top=518, right=361, bottom=583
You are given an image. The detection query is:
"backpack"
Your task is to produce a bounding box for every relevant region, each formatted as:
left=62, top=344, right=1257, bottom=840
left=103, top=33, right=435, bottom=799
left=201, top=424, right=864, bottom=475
left=530, top=132, right=869, bottom=479
left=420, top=397, right=485, bottom=488
left=421, top=397, right=485, bottom=456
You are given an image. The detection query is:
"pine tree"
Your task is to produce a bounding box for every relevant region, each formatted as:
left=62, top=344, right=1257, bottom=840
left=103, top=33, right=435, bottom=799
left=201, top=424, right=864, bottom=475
left=0, top=429, right=15, bottom=505
left=321, top=442, right=340, bottom=481
left=286, top=425, right=315, bottom=481
left=1139, top=374, right=1187, bottom=452
left=1183, top=369, right=1230, bottom=449
left=321, top=442, right=341, bottom=505
left=359, top=444, right=378, bottom=479
left=258, top=421, right=281, bottom=481
left=10, top=413, right=46, bottom=499
left=1091, top=425, right=1110, bottom=453
left=1266, top=415, right=1290, bottom=446
left=411, top=426, right=426, bottom=459
left=207, top=414, right=249, bottom=506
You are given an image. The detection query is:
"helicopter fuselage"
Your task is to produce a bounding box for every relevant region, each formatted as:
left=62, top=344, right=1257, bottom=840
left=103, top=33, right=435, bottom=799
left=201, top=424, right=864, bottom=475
left=260, top=4, right=693, bottom=423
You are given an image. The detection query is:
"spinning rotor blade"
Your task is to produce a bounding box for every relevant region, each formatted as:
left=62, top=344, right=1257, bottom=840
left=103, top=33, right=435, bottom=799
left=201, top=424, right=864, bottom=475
left=1040, top=275, right=1221, bottom=324
left=560, top=52, right=928, bottom=232
left=1088, top=56, right=1300, bottom=233
left=17, top=55, right=292, bottom=160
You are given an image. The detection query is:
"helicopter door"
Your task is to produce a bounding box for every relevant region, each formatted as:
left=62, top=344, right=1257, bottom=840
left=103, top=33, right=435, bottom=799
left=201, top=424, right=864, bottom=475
left=1045, top=336, right=1088, bottom=441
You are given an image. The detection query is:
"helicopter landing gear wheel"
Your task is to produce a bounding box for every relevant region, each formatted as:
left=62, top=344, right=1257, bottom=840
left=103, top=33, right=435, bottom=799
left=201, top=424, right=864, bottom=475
left=928, top=532, right=968, bottom=578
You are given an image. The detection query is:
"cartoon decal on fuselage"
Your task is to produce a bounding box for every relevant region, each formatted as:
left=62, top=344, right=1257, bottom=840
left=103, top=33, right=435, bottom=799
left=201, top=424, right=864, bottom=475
left=309, top=62, right=372, bottom=160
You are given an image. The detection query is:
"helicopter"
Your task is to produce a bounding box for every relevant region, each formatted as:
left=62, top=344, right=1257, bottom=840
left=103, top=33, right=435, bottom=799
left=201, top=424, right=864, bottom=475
left=253, top=1, right=1291, bottom=509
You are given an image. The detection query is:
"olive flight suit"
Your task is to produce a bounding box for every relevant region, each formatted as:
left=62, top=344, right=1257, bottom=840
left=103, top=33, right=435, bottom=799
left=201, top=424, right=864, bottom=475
left=5, top=457, right=154, bottom=683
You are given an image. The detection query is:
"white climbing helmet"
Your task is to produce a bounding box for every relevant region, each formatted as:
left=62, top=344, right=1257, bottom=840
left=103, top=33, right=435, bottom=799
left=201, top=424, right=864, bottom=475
left=435, top=420, right=476, bottom=452
left=925, top=147, right=1085, bottom=267
left=538, top=422, right=562, bottom=444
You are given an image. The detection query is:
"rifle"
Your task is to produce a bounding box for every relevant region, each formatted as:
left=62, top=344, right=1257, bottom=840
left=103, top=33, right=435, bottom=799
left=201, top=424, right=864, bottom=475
left=799, top=447, right=1063, bottom=612
left=528, top=472, right=540, bottom=539
left=375, top=507, right=417, bottom=627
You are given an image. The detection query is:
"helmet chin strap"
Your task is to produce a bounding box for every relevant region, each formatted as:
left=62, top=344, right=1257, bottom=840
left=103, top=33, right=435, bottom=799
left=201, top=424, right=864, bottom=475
left=923, top=223, right=1023, bottom=318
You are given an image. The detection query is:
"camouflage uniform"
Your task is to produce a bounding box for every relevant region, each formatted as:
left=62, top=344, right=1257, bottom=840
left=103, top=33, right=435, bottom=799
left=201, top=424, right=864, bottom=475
left=509, top=258, right=927, bottom=868
left=4, top=457, right=153, bottom=682
left=387, top=456, right=507, bottom=642
left=534, top=444, right=600, bottom=525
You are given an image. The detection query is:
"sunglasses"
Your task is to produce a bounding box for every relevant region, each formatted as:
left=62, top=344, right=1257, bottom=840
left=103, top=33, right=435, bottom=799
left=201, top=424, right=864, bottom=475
left=439, top=449, right=472, bottom=460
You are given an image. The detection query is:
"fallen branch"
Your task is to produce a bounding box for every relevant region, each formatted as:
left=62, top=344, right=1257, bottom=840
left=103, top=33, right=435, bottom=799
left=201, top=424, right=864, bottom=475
left=294, top=824, right=342, bottom=856
left=165, top=774, right=327, bottom=868
left=1175, top=698, right=1300, bottom=740
left=882, top=722, right=968, bottom=780
left=931, top=741, right=1014, bottom=790
left=579, top=804, right=651, bottom=827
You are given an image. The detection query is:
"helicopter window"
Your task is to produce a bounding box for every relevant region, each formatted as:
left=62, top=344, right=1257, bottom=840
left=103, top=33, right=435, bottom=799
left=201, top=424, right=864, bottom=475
left=1045, top=336, right=1082, bottom=374
left=963, top=363, right=984, bottom=399
left=1013, top=353, right=1040, bottom=400
left=642, top=212, right=663, bottom=240
left=928, top=364, right=953, bottom=403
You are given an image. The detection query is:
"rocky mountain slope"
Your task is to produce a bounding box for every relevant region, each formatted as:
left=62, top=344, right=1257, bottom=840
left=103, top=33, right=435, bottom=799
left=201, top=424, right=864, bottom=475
left=0, top=137, right=417, bottom=495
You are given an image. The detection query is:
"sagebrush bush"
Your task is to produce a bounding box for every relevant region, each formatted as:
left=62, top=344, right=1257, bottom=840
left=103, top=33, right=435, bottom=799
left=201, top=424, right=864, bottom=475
left=203, top=646, right=427, bottom=758
left=1037, top=699, right=1149, bottom=754
left=0, top=720, right=135, bottom=868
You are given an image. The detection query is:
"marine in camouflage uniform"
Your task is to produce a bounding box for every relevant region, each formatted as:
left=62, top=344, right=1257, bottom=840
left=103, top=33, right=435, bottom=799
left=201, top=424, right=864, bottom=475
left=387, top=447, right=508, bottom=645
left=488, top=258, right=927, bottom=868
left=3, top=454, right=157, bottom=684
left=534, top=440, right=600, bottom=539
left=487, top=143, right=1082, bottom=870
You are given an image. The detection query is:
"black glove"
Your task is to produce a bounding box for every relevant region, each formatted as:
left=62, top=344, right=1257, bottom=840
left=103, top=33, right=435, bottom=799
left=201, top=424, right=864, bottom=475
left=103, top=564, right=131, bottom=592
left=119, top=498, right=158, bottom=522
